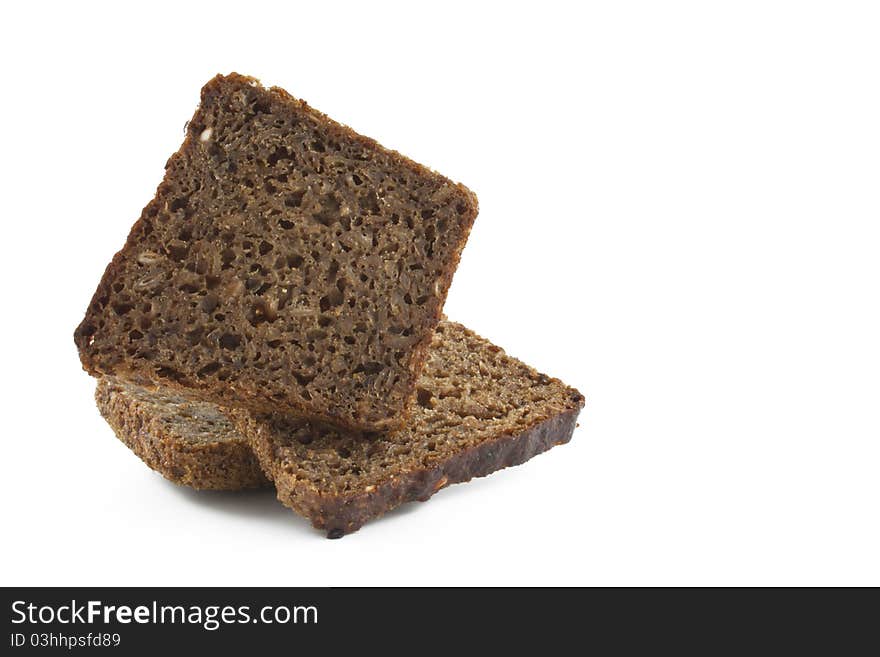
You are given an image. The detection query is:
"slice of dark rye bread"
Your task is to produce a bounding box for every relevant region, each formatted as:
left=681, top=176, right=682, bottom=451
left=233, top=322, right=584, bottom=537
left=95, top=322, right=584, bottom=537
left=96, top=377, right=268, bottom=490
left=75, top=73, right=478, bottom=432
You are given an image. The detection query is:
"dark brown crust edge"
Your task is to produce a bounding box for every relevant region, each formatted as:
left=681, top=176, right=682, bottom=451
left=95, top=380, right=270, bottom=491
left=235, top=402, right=583, bottom=538
left=74, top=73, right=478, bottom=434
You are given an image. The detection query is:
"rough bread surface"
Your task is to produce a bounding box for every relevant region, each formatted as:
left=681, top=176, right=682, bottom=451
left=76, top=73, right=478, bottom=431
left=95, top=377, right=268, bottom=490
left=94, top=322, right=584, bottom=536
left=232, top=321, right=585, bottom=537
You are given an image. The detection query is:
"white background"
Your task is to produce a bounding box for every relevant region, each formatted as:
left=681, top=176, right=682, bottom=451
left=1, top=1, right=878, bottom=586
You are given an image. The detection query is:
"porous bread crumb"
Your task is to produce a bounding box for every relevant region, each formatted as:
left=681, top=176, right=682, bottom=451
left=74, top=72, right=478, bottom=432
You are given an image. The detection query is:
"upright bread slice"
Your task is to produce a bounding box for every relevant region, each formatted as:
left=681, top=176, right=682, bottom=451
left=96, top=377, right=268, bottom=490
left=75, top=73, right=478, bottom=431
left=232, top=321, right=585, bottom=537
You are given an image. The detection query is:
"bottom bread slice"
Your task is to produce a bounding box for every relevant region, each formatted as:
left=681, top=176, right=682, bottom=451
left=96, top=377, right=269, bottom=490
left=229, top=321, right=585, bottom=538
left=95, top=321, right=585, bottom=537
